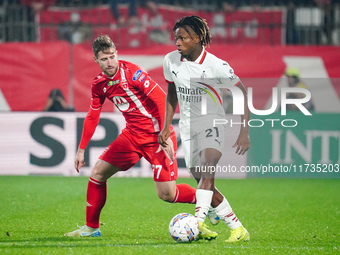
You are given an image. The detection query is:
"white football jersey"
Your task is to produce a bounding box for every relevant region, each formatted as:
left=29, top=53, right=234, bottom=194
left=163, top=48, right=240, bottom=120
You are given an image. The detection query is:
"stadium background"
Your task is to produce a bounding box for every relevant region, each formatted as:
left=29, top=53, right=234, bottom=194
left=0, top=0, right=339, bottom=178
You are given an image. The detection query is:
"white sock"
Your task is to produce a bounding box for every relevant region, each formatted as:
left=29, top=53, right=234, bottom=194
left=195, top=189, right=213, bottom=222
left=215, top=197, right=242, bottom=229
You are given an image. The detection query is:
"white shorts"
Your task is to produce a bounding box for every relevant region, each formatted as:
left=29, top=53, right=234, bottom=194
left=179, top=117, right=226, bottom=169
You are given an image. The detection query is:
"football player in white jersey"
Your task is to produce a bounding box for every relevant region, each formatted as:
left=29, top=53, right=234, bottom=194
left=159, top=15, right=250, bottom=242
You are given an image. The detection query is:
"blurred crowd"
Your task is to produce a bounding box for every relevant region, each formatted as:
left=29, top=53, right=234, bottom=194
left=0, top=0, right=339, bottom=45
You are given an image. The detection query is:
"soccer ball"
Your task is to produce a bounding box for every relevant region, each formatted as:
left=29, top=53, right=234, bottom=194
left=169, top=213, right=199, bottom=242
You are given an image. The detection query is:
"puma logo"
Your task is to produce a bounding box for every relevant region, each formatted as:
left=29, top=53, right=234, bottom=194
left=215, top=139, right=222, bottom=145
left=172, top=71, right=179, bottom=77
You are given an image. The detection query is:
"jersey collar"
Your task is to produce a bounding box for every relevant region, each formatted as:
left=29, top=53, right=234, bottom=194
left=181, top=48, right=207, bottom=64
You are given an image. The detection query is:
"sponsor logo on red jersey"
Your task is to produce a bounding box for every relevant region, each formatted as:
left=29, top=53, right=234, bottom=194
left=132, top=70, right=142, bottom=81
left=113, top=96, right=129, bottom=111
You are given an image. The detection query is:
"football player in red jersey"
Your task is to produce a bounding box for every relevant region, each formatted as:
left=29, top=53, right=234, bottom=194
left=65, top=35, right=196, bottom=237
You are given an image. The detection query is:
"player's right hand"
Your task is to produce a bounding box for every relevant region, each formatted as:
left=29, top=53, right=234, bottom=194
left=158, top=127, right=171, bottom=147
left=74, top=148, right=86, bottom=173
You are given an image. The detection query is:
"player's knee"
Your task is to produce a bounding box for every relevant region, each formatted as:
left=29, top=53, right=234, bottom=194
left=90, top=166, right=107, bottom=182
left=200, top=149, right=221, bottom=166
left=157, top=190, right=174, bottom=203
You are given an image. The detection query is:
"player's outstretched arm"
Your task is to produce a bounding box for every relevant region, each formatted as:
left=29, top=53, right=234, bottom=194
left=74, top=148, right=86, bottom=173
left=232, top=82, right=250, bottom=155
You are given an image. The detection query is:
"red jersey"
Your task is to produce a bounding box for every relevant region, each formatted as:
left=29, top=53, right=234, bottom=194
left=79, top=60, right=166, bottom=149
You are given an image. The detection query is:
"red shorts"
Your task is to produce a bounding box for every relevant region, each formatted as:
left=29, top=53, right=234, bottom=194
left=99, top=127, right=178, bottom=182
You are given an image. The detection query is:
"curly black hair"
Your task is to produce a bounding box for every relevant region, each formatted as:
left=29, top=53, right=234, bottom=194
left=173, top=15, right=212, bottom=47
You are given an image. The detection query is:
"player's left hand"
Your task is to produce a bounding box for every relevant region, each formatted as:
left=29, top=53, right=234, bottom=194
left=156, top=137, right=174, bottom=162
left=232, top=132, right=250, bottom=155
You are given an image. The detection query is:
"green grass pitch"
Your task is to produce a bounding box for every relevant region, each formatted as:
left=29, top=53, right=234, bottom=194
left=0, top=176, right=339, bottom=254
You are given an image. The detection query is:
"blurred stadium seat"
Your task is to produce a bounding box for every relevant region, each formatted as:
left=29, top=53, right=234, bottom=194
left=0, top=0, right=339, bottom=45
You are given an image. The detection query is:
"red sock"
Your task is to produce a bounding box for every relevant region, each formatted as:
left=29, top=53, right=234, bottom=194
left=86, top=177, right=107, bottom=228
left=172, top=183, right=196, bottom=204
